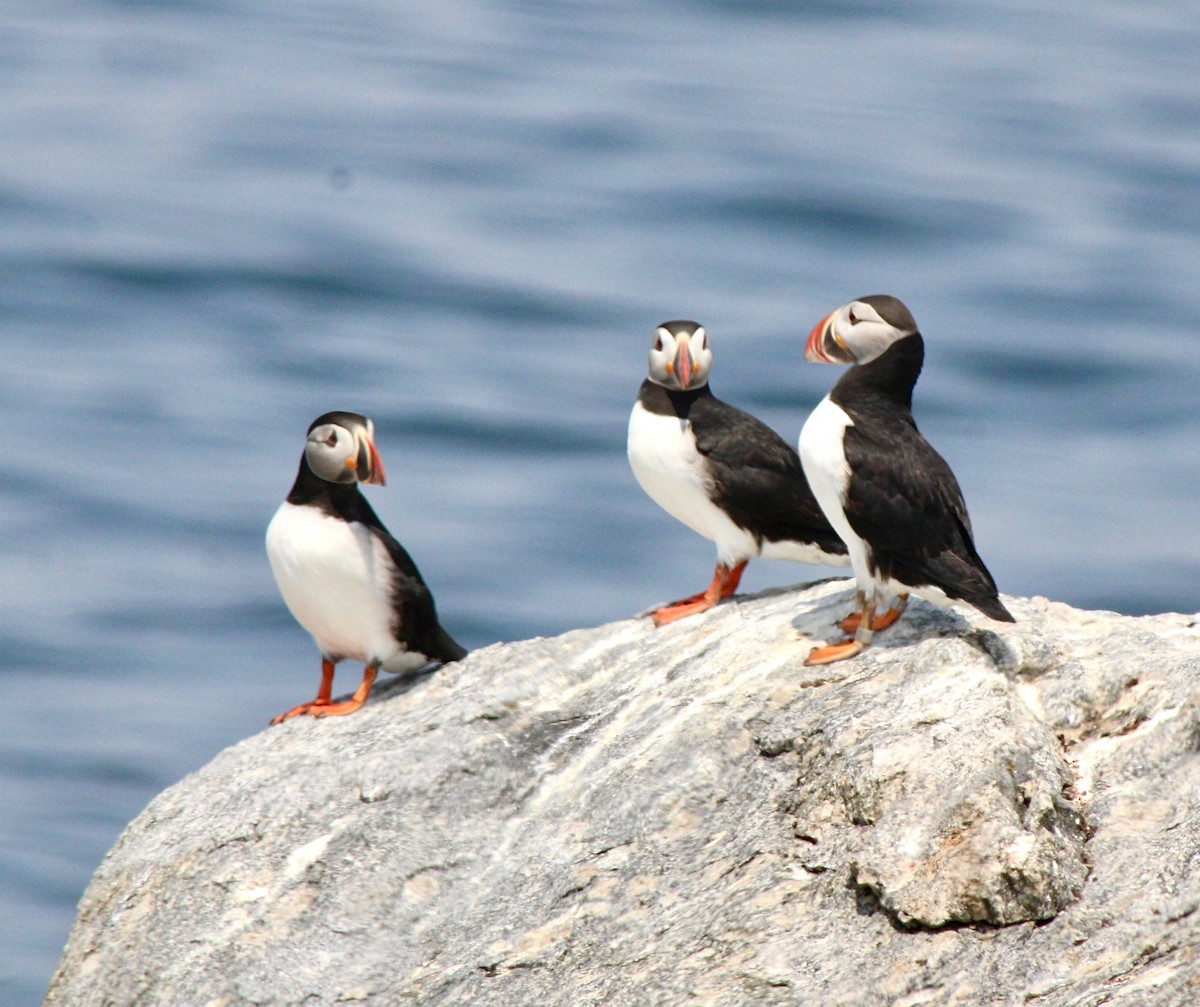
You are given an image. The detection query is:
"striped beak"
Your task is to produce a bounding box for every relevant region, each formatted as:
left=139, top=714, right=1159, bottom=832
left=356, top=422, right=387, bottom=486
left=805, top=312, right=853, bottom=364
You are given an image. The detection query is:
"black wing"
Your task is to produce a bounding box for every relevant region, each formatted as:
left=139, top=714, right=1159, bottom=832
left=841, top=420, right=1013, bottom=621
left=337, top=489, right=468, bottom=662
left=369, top=522, right=468, bottom=663
left=690, top=396, right=846, bottom=556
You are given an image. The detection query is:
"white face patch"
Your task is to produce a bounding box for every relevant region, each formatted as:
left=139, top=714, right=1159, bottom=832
left=646, top=322, right=714, bottom=391
left=832, top=300, right=908, bottom=365
left=304, top=423, right=357, bottom=483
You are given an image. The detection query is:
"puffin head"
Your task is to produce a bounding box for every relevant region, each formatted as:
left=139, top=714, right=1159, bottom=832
left=805, top=295, right=918, bottom=366
left=303, top=411, right=387, bottom=486
left=647, top=320, right=713, bottom=392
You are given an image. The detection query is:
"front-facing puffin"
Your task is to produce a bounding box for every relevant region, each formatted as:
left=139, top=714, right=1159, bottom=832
left=628, top=319, right=848, bottom=625
left=798, top=296, right=1014, bottom=665
left=266, top=412, right=465, bottom=723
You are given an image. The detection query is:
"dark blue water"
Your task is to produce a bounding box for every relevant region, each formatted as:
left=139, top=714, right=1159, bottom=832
left=3, top=2, right=1198, bottom=1001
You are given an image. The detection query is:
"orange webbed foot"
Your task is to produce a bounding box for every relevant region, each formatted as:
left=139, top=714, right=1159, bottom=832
left=804, top=639, right=867, bottom=666
left=270, top=699, right=332, bottom=725
left=270, top=663, right=378, bottom=725
left=647, top=561, right=748, bottom=628
left=838, top=594, right=909, bottom=635
left=270, top=695, right=370, bottom=725
left=651, top=597, right=716, bottom=626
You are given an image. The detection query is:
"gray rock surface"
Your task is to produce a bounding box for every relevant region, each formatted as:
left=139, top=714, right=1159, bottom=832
left=46, top=580, right=1200, bottom=1006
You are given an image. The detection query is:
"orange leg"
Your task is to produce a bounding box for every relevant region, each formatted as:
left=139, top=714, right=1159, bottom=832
left=652, top=561, right=748, bottom=627
left=271, top=660, right=380, bottom=725
left=807, top=588, right=875, bottom=666
left=839, top=593, right=910, bottom=635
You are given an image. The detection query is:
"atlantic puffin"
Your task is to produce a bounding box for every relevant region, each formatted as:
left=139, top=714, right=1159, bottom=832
left=265, top=411, right=465, bottom=723
left=627, top=320, right=850, bottom=625
left=798, top=295, right=1015, bottom=665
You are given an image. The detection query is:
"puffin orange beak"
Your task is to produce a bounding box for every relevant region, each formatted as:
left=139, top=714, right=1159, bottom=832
left=805, top=312, right=836, bottom=363
left=674, top=341, right=694, bottom=389
left=805, top=312, right=854, bottom=364
left=356, top=427, right=387, bottom=486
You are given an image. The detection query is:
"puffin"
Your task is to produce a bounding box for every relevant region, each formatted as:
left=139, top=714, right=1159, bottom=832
left=797, top=295, right=1015, bottom=665
left=265, top=411, right=465, bottom=723
left=627, top=319, right=851, bottom=626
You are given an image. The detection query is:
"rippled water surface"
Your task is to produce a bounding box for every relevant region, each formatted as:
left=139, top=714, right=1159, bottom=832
left=3, top=2, right=1199, bottom=1001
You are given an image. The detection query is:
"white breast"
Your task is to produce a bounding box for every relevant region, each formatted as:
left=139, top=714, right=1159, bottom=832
left=627, top=400, right=759, bottom=565
left=799, top=396, right=874, bottom=585
left=800, top=399, right=969, bottom=610
left=266, top=502, right=417, bottom=670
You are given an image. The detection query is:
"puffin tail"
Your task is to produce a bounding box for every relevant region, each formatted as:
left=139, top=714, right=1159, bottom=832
left=973, top=594, right=1016, bottom=623
left=433, top=625, right=468, bottom=663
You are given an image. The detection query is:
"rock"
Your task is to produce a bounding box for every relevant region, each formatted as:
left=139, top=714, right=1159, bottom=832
left=46, top=581, right=1200, bottom=1007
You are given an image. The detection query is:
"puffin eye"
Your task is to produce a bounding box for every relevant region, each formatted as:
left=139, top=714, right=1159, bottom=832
left=325, top=432, right=338, bottom=446
left=848, top=309, right=859, bottom=325
left=654, top=337, right=663, bottom=352
left=701, top=334, right=708, bottom=350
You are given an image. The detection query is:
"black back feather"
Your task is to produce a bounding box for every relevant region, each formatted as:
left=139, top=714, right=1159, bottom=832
left=638, top=380, right=846, bottom=557
left=830, top=334, right=1014, bottom=622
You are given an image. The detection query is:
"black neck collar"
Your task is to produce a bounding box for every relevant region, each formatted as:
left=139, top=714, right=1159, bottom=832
left=638, top=379, right=713, bottom=421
